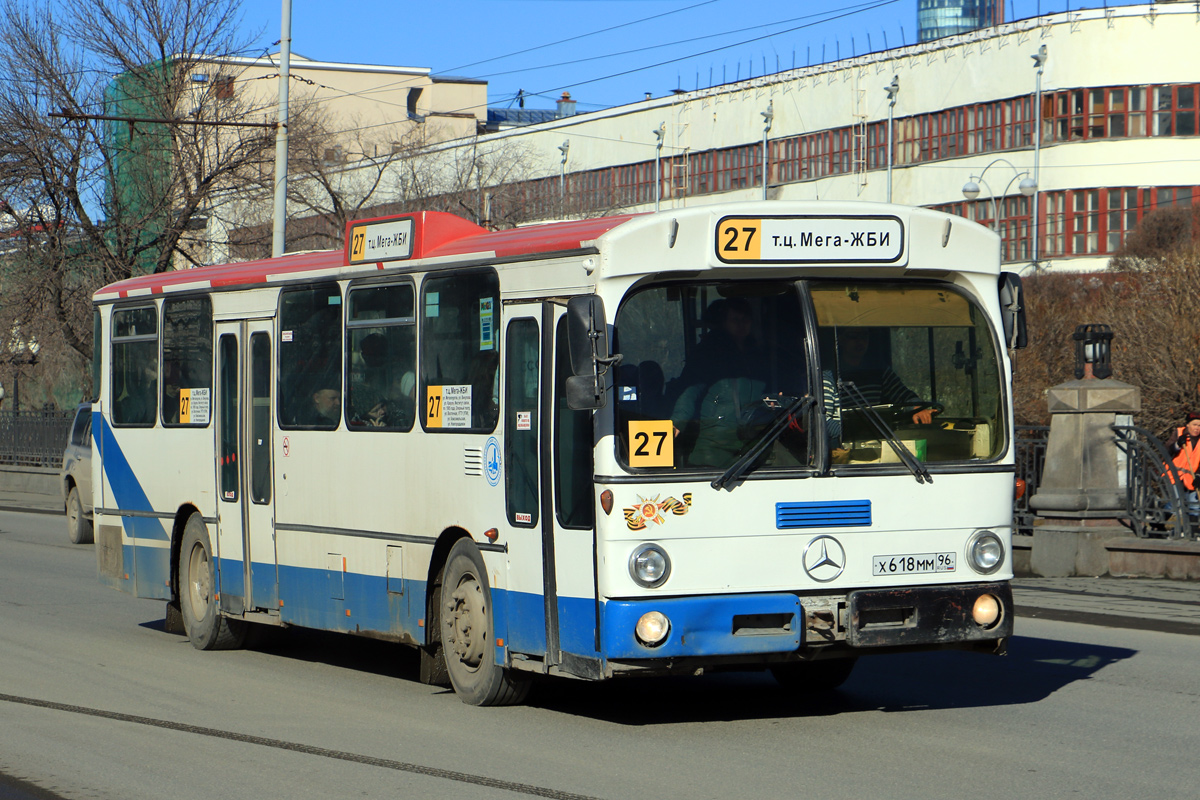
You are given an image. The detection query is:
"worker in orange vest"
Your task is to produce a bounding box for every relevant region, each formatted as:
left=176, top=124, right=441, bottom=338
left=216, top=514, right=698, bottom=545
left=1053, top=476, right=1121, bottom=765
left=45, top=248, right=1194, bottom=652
left=1167, top=412, right=1200, bottom=515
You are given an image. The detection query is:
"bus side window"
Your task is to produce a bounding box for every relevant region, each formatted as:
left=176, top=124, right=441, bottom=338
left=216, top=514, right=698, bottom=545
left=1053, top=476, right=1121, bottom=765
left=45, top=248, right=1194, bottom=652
left=555, top=318, right=594, bottom=529
left=162, top=296, right=213, bottom=426
left=111, top=305, right=158, bottom=427
left=346, top=282, right=417, bottom=432
left=419, top=269, right=500, bottom=433
left=278, top=283, right=343, bottom=430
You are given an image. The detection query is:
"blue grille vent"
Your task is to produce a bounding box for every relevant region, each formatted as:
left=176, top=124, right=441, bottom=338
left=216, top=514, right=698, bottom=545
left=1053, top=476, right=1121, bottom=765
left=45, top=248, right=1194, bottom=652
left=776, top=500, right=872, bottom=529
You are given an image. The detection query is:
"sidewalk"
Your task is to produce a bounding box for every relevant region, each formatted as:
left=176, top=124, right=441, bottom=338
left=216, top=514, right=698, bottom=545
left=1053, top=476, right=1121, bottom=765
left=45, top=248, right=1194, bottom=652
left=0, top=487, right=63, bottom=515
left=1012, top=576, right=1200, bottom=636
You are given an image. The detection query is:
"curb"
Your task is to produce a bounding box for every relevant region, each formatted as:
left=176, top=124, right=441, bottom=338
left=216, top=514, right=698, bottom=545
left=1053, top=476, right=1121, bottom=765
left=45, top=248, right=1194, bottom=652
left=1016, top=604, right=1200, bottom=637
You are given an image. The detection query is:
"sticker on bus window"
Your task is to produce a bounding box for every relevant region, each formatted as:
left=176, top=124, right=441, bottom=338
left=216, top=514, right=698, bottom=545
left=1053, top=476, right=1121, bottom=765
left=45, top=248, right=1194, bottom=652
left=628, top=420, right=674, bottom=467
left=425, top=292, right=440, bottom=318
left=516, top=411, right=531, bottom=431
left=479, top=297, right=494, bottom=351
left=427, top=385, right=472, bottom=428
left=515, top=512, right=532, bottom=524
left=180, top=387, right=210, bottom=425
left=281, top=330, right=293, bottom=342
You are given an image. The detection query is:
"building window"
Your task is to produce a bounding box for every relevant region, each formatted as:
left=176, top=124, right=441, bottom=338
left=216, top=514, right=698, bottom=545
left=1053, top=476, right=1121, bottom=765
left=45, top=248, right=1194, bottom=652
left=1043, top=191, right=1066, bottom=258
left=1072, top=190, right=1101, bottom=255
left=214, top=74, right=234, bottom=100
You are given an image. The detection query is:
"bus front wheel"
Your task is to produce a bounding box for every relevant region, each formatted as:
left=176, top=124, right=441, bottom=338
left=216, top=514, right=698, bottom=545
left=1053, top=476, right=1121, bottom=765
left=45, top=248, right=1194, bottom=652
left=179, top=514, right=246, bottom=651
left=770, top=657, right=857, bottom=693
left=440, top=538, right=529, bottom=706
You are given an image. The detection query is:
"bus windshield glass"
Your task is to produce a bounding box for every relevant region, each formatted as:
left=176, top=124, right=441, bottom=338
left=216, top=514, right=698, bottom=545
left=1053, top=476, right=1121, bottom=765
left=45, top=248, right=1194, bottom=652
left=614, top=280, right=1004, bottom=472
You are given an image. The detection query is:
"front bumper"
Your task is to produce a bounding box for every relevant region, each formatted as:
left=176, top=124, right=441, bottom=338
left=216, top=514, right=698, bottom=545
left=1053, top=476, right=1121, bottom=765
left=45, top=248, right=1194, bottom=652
left=602, top=582, right=1013, bottom=661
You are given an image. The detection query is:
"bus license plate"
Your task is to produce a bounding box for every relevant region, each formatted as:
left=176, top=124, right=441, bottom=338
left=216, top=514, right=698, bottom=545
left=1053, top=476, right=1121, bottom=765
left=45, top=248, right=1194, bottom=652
left=872, top=552, right=956, bottom=576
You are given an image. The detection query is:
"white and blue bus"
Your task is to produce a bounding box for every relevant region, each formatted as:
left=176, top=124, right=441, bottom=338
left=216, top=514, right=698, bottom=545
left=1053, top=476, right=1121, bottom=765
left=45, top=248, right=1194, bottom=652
left=92, top=201, right=1025, bottom=705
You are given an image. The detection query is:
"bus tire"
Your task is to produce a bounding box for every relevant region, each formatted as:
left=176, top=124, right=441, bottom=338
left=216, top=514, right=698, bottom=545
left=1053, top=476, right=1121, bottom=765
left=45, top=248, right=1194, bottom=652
left=440, top=538, right=529, bottom=706
left=770, top=657, right=857, bottom=693
left=179, top=514, right=246, bottom=651
left=66, top=486, right=93, bottom=545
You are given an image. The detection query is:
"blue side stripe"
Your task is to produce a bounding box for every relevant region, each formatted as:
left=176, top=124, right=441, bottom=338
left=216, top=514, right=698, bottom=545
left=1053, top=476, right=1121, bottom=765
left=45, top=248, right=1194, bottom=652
left=776, top=499, right=871, bottom=529
left=97, top=416, right=169, bottom=541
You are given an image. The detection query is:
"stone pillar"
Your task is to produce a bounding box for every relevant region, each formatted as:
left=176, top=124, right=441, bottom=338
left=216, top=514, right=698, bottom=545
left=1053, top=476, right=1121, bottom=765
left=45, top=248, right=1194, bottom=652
left=1027, top=378, right=1140, bottom=576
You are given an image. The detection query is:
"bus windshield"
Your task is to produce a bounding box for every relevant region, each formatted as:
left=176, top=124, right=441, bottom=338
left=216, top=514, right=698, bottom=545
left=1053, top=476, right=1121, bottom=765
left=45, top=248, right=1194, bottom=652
left=614, top=280, right=1004, bottom=473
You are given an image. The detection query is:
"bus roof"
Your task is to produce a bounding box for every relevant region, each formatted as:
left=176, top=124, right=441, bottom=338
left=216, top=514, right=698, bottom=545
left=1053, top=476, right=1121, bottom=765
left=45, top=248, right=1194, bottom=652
left=95, top=202, right=998, bottom=302
left=94, top=212, right=640, bottom=301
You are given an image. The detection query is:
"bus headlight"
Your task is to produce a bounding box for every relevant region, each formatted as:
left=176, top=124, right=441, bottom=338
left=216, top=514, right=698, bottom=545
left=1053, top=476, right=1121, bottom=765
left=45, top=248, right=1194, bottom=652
left=629, top=544, right=671, bottom=588
left=966, top=530, right=1004, bottom=574
left=973, top=593, right=1002, bottom=627
left=635, top=611, right=671, bottom=646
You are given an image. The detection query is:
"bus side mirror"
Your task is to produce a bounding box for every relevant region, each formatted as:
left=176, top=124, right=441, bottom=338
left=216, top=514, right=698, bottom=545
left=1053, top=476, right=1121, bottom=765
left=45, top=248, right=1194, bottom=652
left=998, top=272, right=1028, bottom=350
left=565, top=295, right=620, bottom=410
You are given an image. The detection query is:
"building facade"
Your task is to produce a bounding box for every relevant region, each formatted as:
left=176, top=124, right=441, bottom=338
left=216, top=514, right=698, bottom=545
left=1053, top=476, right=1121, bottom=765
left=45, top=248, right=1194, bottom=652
left=251, top=4, right=1199, bottom=275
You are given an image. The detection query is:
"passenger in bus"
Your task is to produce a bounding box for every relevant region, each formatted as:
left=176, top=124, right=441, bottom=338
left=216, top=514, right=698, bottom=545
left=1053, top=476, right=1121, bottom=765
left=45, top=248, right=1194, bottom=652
left=298, top=386, right=341, bottom=427
left=355, top=371, right=416, bottom=428
left=469, top=350, right=501, bottom=428
left=115, top=356, right=157, bottom=425
left=670, top=298, right=772, bottom=467
left=162, top=362, right=183, bottom=424
left=350, top=332, right=390, bottom=422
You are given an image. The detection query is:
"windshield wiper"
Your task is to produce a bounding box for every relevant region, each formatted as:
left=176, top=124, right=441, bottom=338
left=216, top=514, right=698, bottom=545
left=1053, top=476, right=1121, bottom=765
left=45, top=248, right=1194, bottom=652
left=711, top=394, right=815, bottom=491
left=838, top=380, right=932, bottom=484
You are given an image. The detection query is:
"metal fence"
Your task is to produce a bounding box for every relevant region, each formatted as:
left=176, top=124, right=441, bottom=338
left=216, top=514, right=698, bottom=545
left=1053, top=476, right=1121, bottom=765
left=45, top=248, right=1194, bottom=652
left=1111, top=424, right=1195, bottom=540
left=0, top=410, right=74, bottom=469
left=1014, top=425, right=1050, bottom=536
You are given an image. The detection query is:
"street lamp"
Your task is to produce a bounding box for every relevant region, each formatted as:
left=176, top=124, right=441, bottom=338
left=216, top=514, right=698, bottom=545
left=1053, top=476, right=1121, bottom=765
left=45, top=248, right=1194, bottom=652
left=962, top=158, right=1037, bottom=262
left=760, top=101, right=773, bottom=201
left=4, top=335, right=40, bottom=413
left=1031, top=44, right=1048, bottom=269
left=885, top=75, right=899, bottom=203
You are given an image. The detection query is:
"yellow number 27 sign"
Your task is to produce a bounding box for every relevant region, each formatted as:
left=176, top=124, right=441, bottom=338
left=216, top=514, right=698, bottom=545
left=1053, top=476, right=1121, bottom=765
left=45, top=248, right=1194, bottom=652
left=628, top=420, right=674, bottom=467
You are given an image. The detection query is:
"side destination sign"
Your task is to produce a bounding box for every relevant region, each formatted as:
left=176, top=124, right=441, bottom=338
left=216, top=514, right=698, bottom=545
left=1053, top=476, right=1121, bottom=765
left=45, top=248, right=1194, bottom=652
left=715, top=215, right=904, bottom=265
left=348, top=217, right=415, bottom=265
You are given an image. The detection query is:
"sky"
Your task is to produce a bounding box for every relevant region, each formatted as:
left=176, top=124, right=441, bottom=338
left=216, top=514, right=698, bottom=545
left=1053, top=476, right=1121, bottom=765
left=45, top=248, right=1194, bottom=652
left=243, top=0, right=1136, bottom=113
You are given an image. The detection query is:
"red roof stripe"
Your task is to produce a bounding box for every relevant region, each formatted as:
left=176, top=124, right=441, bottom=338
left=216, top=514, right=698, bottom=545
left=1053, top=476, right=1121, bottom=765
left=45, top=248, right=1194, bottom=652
left=96, top=212, right=640, bottom=298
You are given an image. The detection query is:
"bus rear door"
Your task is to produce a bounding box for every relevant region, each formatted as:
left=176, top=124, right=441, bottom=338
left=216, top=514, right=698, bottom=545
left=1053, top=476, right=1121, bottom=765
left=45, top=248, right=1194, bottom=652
left=214, top=319, right=278, bottom=617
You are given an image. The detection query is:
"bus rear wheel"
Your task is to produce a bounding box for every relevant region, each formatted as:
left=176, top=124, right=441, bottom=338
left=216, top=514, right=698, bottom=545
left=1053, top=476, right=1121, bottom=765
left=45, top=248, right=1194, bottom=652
left=179, top=514, right=246, bottom=651
left=440, top=538, right=529, bottom=706
left=770, top=657, right=857, bottom=693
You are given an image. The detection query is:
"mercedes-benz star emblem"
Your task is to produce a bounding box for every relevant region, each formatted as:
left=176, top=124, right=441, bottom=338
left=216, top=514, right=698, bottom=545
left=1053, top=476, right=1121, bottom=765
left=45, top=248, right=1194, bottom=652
left=803, top=535, right=846, bottom=583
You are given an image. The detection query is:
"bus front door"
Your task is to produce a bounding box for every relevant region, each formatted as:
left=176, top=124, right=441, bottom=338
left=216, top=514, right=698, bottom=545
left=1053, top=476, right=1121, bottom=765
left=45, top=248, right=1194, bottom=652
left=500, top=303, right=600, bottom=673
left=214, top=320, right=278, bottom=617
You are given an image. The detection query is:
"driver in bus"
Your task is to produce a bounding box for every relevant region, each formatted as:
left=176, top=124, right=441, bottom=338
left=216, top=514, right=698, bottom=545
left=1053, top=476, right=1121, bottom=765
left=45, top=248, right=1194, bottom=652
left=669, top=298, right=771, bottom=467
left=825, top=327, right=939, bottom=458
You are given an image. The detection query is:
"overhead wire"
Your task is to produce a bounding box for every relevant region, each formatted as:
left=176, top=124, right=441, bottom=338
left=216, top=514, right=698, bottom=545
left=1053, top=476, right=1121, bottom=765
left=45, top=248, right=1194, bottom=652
left=280, top=0, right=907, bottom=143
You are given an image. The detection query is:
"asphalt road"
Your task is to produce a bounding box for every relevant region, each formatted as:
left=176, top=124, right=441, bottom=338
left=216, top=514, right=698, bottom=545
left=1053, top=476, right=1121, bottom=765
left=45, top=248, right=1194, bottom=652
left=3, top=509, right=1200, bottom=800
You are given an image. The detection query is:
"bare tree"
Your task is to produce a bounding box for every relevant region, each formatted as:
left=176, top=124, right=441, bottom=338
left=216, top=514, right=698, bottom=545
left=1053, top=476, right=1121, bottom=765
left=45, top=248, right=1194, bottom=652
left=0, top=0, right=274, bottom=383
left=391, top=134, right=541, bottom=228
left=246, top=103, right=443, bottom=255
left=229, top=130, right=544, bottom=260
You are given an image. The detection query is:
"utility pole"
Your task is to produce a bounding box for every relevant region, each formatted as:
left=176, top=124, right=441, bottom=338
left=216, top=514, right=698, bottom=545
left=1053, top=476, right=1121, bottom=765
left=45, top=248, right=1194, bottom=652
left=271, top=0, right=293, bottom=258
